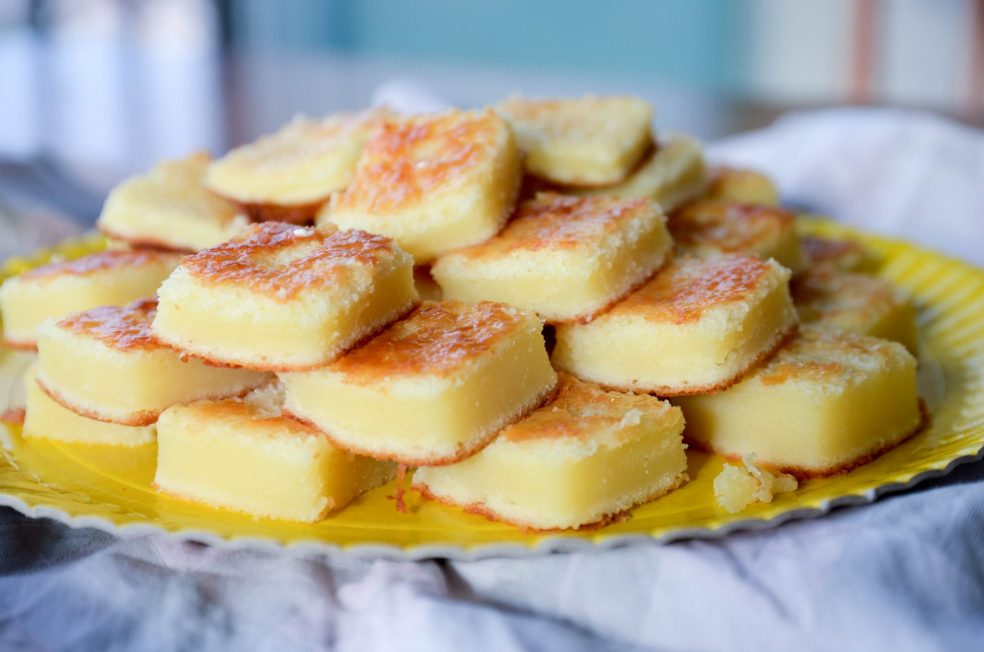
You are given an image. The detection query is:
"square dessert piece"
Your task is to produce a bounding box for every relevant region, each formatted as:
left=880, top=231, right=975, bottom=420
left=553, top=254, right=798, bottom=395
left=703, top=166, right=780, bottom=205
left=153, top=222, right=417, bottom=371
left=97, top=153, right=249, bottom=251
left=670, top=200, right=806, bottom=273
left=676, top=327, right=922, bottom=475
left=281, top=301, right=558, bottom=466
left=155, top=384, right=396, bottom=522
left=206, top=110, right=386, bottom=224
left=413, top=373, right=688, bottom=530
left=496, top=95, right=653, bottom=186
left=23, top=363, right=155, bottom=446
left=432, top=194, right=672, bottom=322
left=0, top=250, right=182, bottom=349
left=793, top=268, right=917, bottom=353
left=574, top=134, right=708, bottom=212
left=800, top=235, right=874, bottom=272
left=320, top=109, right=522, bottom=262
left=36, top=298, right=270, bottom=426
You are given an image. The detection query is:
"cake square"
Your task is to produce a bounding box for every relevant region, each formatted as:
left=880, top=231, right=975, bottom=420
left=0, top=249, right=182, bottom=349
left=573, top=134, right=708, bottom=212
left=97, top=153, right=250, bottom=252
left=153, top=222, right=418, bottom=371
left=281, top=300, right=558, bottom=466
left=676, top=327, right=922, bottom=476
left=553, top=254, right=798, bottom=395
left=154, top=384, right=395, bottom=522
left=703, top=166, right=780, bottom=205
left=413, top=373, right=688, bottom=530
left=800, top=235, right=874, bottom=272
left=496, top=95, right=653, bottom=186
left=432, top=193, right=672, bottom=322
left=23, top=363, right=155, bottom=446
left=320, top=109, right=522, bottom=262
left=793, top=268, right=917, bottom=353
left=36, top=298, right=270, bottom=426
left=670, top=200, right=806, bottom=273
left=206, top=110, right=387, bottom=224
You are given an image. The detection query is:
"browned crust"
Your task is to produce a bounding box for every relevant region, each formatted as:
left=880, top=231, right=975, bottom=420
left=413, top=470, right=688, bottom=532
left=1, top=337, right=38, bottom=351
left=97, top=224, right=196, bottom=254
left=157, top=300, right=420, bottom=373
left=228, top=198, right=327, bottom=225
left=282, top=380, right=559, bottom=467
left=587, top=321, right=799, bottom=398
left=689, top=399, right=930, bottom=480
left=35, top=376, right=259, bottom=427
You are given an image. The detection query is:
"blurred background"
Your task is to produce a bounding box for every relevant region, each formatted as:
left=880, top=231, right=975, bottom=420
left=0, top=0, right=981, bottom=235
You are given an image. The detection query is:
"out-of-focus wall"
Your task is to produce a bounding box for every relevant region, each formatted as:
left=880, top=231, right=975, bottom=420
left=745, top=0, right=979, bottom=112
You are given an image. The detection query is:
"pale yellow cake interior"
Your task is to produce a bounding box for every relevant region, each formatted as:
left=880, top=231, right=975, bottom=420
left=23, top=363, right=155, bottom=446
left=155, top=385, right=396, bottom=522
left=496, top=95, right=653, bottom=185
left=413, top=374, right=688, bottom=529
left=670, top=200, right=806, bottom=273
left=794, top=268, right=917, bottom=353
left=320, top=109, right=522, bottom=263
left=206, top=110, right=385, bottom=206
left=98, top=152, right=249, bottom=251
left=676, top=327, right=921, bottom=474
left=0, top=251, right=182, bottom=348
left=37, top=300, right=269, bottom=425
left=573, top=133, right=708, bottom=212
left=432, top=194, right=672, bottom=322
left=281, top=301, right=557, bottom=465
left=152, top=223, right=418, bottom=370
left=553, top=255, right=798, bottom=395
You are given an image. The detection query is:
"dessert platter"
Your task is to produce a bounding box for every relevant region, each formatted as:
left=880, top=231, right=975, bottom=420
left=0, top=96, right=982, bottom=559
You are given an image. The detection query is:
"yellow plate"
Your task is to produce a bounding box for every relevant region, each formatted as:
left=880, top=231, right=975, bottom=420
left=1, top=219, right=983, bottom=560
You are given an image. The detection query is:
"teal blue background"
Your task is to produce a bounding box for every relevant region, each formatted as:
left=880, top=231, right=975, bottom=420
left=227, top=0, right=748, bottom=92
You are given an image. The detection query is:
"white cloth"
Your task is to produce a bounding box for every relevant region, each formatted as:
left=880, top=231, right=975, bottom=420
left=1, top=108, right=983, bottom=652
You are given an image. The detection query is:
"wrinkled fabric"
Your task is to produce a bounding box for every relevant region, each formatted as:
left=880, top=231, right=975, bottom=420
left=1, top=108, right=983, bottom=651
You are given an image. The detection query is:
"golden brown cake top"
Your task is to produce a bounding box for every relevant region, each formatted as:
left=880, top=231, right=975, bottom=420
left=58, top=297, right=160, bottom=352
left=213, top=109, right=386, bottom=173
left=20, top=250, right=182, bottom=281
left=612, top=254, right=774, bottom=324
left=496, top=95, right=652, bottom=142
left=792, top=268, right=901, bottom=322
left=181, top=222, right=402, bottom=300
left=670, top=200, right=794, bottom=252
left=801, top=235, right=869, bottom=271
left=331, top=109, right=508, bottom=213
left=331, top=300, right=533, bottom=381
left=453, top=193, right=657, bottom=258
left=757, top=326, right=909, bottom=386
left=502, top=373, right=677, bottom=442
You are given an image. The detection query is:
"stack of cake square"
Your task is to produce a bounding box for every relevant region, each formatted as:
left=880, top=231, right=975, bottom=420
left=3, top=92, right=927, bottom=529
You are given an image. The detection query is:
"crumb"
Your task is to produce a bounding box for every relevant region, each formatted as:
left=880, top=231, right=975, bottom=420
left=714, top=454, right=798, bottom=513
left=243, top=382, right=285, bottom=418
left=0, top=408, right=25, bottom=425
